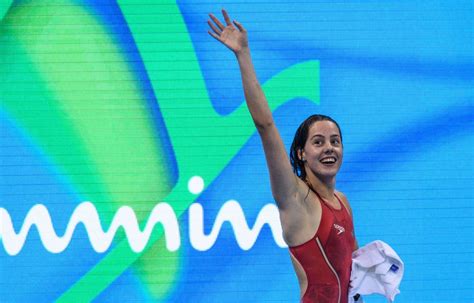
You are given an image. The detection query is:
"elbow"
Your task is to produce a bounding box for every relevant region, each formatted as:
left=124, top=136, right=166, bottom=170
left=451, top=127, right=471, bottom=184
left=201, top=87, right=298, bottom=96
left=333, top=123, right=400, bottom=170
left=254, top=119, right=274, bottom=133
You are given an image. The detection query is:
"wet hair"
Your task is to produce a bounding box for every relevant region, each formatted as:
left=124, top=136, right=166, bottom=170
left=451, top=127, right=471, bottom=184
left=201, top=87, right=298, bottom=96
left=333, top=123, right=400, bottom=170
left=289, top=114, right=343, bottom=180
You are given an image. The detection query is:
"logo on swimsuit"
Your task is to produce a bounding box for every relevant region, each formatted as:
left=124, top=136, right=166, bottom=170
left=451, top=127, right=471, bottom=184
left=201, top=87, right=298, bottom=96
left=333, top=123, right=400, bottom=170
left=333, top=223, right=345, bottom=235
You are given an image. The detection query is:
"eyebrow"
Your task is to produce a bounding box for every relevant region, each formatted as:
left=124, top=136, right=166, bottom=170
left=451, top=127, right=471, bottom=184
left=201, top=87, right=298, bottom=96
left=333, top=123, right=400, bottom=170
left=310, top=134, right=324, bottom=140
left=310, top=134, right=340, bottom=140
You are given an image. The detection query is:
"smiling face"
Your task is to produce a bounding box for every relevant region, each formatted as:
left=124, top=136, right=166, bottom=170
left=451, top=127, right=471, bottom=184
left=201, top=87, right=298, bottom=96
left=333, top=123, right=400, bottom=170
left=300, top=120, right=343, bottom=182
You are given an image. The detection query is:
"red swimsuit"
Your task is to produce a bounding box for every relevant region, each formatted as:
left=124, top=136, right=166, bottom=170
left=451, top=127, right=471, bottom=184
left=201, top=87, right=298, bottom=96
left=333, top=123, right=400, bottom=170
left=289, top=192, right=355, bottom=303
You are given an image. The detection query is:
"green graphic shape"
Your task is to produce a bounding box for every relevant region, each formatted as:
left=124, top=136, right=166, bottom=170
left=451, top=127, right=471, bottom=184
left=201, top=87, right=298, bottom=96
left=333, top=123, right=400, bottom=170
left=1, top=1, right=172, bottom=217
left=1, top=1, right=176, bottom=298
left=0, top=1, right=12, bottom=22
left=57, top=1, right=320, bottom=301
left=1, top=2, right=111, bottom=209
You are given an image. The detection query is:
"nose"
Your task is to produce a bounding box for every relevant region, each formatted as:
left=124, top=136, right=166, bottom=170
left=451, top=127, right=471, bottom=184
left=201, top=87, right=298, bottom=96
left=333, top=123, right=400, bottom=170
left=323, top=142, right=334, bottom=154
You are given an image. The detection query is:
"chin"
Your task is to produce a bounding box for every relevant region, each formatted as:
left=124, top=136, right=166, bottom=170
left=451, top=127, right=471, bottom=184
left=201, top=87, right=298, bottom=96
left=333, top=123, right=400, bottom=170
left=315, top=167, right=340, bottom=179
left=314, top=171, right=337, bottom=181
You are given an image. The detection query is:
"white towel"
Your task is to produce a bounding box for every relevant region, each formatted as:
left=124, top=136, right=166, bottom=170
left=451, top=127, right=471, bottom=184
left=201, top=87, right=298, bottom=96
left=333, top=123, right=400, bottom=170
left=349, top=240, right=404, bottom=303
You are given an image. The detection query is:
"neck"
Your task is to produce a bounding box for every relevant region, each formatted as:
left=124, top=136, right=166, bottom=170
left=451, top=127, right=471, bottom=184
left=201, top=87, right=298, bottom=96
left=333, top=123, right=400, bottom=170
left=305, top=173, right=336, bottom=200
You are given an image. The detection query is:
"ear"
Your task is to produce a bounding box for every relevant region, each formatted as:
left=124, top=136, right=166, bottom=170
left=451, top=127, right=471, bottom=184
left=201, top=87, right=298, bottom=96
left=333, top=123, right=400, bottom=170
left=297, top=149, right=305, bottom=162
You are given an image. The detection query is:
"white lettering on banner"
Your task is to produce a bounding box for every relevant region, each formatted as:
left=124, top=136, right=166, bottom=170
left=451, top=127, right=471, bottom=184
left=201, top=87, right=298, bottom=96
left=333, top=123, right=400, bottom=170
left=0, top=202, right=180, bottom=255
left=0, top=177, right=287, bottom=256
left=189, top=200, right=286, bottom=251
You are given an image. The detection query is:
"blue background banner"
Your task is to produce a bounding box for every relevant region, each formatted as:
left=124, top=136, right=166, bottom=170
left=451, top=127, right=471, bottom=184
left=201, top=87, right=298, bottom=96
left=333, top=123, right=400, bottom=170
left=0, top=1, right=472, bottom=302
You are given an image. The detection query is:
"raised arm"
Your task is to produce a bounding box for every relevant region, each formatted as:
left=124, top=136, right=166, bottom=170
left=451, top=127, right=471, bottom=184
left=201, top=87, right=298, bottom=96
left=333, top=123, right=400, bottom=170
left=207, top=10, right=305, bottom=209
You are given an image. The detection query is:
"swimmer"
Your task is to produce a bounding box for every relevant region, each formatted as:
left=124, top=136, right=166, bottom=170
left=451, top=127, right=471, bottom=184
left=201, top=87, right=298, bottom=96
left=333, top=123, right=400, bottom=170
left=208, top=10, right=358, bottom=303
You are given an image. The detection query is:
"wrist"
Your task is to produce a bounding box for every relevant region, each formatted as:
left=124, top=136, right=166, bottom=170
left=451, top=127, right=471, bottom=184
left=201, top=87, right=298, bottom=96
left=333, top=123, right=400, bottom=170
left=235, top=46, right=250, bottom=58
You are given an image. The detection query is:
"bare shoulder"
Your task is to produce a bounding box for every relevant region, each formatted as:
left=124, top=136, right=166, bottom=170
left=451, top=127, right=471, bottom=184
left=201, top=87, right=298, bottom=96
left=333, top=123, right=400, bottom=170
left=277, top=177, right=316, bottom=211
left=279, top=179, right=323, bottom=246
left=335, top=190, right=353, bottom=216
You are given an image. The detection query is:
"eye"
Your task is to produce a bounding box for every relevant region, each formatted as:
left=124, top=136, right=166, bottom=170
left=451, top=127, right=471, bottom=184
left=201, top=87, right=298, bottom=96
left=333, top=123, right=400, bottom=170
left=331, top=139, right=341, bottom=145
left=313, top=140, right=322, bottom=145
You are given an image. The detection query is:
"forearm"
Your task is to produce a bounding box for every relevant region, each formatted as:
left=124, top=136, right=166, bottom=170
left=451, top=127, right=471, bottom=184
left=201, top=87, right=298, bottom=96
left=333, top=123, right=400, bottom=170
left=207, top=10, right=301, bottom=206
left=235, top=47, right=274, bottom=131
left=235, top=47, right=300, bottom=203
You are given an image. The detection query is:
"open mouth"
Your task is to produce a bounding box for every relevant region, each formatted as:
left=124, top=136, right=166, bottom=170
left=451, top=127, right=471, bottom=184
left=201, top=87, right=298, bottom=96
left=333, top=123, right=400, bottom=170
left=320, top=157, right=337, bottom=165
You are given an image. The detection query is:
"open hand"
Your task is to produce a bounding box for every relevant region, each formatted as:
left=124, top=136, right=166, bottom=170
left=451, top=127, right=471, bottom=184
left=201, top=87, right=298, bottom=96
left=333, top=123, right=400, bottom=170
left=208, top=9, right=248, bottom=54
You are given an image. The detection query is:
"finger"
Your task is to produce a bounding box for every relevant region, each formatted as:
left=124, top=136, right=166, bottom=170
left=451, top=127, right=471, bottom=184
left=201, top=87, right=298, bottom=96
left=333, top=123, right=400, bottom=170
left=222, top=9, right=232, bottom=26
left=207, top=20, right=221, bottom=36
left=208, top=30, right=223, bottom=43
left=233, top=20, right=246, bottom=32
left=209, top=13, right=225, bottom=30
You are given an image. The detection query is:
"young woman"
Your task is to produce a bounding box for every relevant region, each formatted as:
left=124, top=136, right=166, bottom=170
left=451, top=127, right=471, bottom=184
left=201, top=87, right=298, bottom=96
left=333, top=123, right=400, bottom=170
left=208, top=10, right=358, bottom=303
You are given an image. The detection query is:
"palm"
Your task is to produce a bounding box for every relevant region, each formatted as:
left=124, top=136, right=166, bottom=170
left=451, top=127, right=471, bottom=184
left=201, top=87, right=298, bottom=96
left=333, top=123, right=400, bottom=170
left=219, top=26, right=247, bottom=52
left=208, top=10, right=248, bottom=53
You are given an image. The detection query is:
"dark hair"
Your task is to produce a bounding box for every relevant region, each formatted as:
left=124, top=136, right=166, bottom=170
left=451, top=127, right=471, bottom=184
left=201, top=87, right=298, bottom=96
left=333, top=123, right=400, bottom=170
left=289, top=114, right=342, bottom=180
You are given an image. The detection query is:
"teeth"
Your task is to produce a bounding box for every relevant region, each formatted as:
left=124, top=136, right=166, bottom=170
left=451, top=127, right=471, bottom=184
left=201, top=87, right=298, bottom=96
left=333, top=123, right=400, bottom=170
left=321, top=157, right=336, bottom=163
